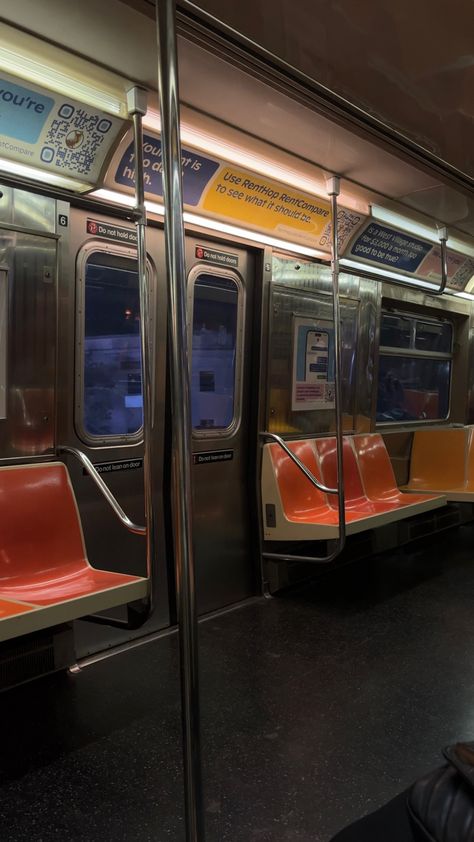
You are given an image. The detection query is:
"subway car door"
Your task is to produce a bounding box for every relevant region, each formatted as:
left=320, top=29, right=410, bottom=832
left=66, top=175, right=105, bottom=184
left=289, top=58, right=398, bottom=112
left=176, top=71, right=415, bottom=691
left=185, top=237, right=258, bottom=613
left=58, top=208, right=170, bottom=656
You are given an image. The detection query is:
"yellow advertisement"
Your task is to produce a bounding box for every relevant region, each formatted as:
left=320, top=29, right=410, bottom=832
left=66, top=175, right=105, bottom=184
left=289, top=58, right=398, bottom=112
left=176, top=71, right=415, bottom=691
left=110, top=130, right=366, bottom=252
left=201, top=166, right=332, bottom=240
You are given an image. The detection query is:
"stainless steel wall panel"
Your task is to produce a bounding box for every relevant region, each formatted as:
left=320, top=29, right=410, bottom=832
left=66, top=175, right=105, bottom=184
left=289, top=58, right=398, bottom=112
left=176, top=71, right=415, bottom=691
left=0, top=187, right=13, bottom=225
left=468, top=305, right=474, bottom=423
left=0, top=184, right=56, bottom=233
left=0, top=228, right=56, bottom=459
left=272, top=255, right=360, bottom=299
left=267, top=283, right=359, bottom=435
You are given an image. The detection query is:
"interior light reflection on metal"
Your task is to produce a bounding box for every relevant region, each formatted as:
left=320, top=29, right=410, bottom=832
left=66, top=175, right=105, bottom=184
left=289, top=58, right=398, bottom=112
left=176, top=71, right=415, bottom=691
left=262, top=176, right=346, bottom=565
left=155, top=2, right=204, bottom=841
left=127, top=86, right=157, bottom=610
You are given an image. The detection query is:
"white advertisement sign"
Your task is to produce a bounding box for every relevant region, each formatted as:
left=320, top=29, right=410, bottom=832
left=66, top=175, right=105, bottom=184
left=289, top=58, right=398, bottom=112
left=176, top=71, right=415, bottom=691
left=291, top=316, right=335, bottom=411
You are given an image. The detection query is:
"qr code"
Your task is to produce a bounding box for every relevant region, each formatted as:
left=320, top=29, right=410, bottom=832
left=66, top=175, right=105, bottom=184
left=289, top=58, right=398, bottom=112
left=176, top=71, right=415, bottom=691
left=40, top=104, right=113, bottom=176
left=319, top=208, right=363, bottom=250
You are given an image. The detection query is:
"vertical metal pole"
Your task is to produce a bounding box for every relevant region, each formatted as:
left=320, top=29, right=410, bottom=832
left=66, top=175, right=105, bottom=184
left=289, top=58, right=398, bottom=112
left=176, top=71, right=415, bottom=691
left=326, top=176, right=346, bottom=549
left=437, top=225, right=449, bottom=295
left=155, top=2, right=204, bottom=840
left=128, top=87, right=155, bottom=596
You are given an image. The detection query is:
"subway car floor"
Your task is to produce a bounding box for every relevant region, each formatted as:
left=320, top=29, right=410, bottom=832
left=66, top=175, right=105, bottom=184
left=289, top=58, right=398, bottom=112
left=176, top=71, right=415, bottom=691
left=2, top=525, right=474, bottom=841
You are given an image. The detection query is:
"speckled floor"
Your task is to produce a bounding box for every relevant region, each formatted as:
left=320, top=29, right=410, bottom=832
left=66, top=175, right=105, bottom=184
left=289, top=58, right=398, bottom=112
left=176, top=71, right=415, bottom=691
left=1, top=524, right=474, bottom=841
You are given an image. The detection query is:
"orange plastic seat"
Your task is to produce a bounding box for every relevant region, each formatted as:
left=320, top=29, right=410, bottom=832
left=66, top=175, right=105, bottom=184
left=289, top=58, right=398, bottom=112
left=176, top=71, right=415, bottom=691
left=262, top=440, right=373, bottom=541
left=269, top=440, right=334, bottom=524
left=261, top=436, right=447, bottom=542
left=268, top=439, right=385, bottom=526
left=316, top=437, right=366, bottom=511
left=353, top=434, right=445, bottom=509
left=0, top=462, right=148, bottom=641
left=0, top=599, right=34, bottom=619
left=315, top=437, right=404, bottom=514
left=405, top=429, right=469, bottom=500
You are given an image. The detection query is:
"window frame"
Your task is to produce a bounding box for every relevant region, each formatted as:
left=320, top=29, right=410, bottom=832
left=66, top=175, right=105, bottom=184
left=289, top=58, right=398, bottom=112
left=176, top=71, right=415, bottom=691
left=187, top=264, right=245, bottom=440
left=75, top=241, right=154, bottom=447
left=376, top=308, right=454, bottom=426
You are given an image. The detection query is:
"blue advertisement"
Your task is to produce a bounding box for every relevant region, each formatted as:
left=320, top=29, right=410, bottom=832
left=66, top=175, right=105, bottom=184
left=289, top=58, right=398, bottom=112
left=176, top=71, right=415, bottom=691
left=114, top=133, right=220, bottom=206
left=0, top=77, right=54, bottom=143
left=0, top=71, right=124, bottom=186
left=295, top=326, right=335, bottom=382
left=349, top=222, right=431, bottom=273
left=292, top=317, right=336, bottom=410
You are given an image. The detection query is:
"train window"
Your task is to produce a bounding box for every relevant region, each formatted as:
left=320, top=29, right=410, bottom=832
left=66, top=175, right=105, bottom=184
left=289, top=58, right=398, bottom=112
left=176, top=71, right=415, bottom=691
left=0, top=269, right=6, bottom=419
left=415, top=321, right=452, bottom=353
left=190, top=272, right=243, bottom=435
left=377, top=312, right=452, bottom=423
left=380, top=314, right=411, bottom=349
left=78, top=250, right=144, bottom=442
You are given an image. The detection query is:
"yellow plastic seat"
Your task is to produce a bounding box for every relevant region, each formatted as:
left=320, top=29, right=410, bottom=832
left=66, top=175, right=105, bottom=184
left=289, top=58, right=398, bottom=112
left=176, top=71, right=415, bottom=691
left=353, top=434, right=445, bottom=512
left=404, top=428, right=470, bottom=500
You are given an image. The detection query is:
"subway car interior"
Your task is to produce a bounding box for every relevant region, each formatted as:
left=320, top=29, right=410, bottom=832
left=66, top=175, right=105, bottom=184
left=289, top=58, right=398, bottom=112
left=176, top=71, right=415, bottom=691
left=0, top=1, right=473, bottom=840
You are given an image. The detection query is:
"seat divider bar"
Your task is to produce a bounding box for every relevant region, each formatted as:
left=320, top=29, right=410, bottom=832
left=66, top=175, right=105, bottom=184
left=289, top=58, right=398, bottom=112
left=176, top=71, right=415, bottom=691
left=259, top=432, right=337, bottom=494
left=59, top=445, right=146, bottom=536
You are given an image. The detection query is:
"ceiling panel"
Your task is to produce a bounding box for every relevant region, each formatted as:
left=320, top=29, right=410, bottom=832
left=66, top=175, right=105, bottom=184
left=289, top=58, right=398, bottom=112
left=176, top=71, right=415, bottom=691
left=184, top=0, right=474, bottom=182
left=0, top=0, right=472, bottom=239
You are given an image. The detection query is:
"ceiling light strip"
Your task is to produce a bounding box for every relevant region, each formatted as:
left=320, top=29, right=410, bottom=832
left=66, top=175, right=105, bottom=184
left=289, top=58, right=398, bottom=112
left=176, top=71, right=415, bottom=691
left=143, top=110, right=332, bottom=203
left=0, top=156, right=89, bottom=192
left=0, top=45, right=125, bottom=116
left=371, top=204, right=474, bottom=258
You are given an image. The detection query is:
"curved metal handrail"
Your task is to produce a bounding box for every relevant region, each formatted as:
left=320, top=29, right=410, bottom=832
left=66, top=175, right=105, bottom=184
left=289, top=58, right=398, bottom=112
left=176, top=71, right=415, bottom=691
left=260, top=431, right=346, bottom=564
left=260, top=431, right=337, bottom=495
left=59, top=445, right=146, bottom=536
left=430, top=226, right=448, bottom=296
left=364, top=219, right=448, bottom=296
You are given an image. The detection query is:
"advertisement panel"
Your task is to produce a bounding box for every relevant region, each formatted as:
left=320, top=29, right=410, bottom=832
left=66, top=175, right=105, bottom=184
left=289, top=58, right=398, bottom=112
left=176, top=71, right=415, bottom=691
left=291, top=316, right=335, bottom=411
left=0, top=70, right=124, bottom=186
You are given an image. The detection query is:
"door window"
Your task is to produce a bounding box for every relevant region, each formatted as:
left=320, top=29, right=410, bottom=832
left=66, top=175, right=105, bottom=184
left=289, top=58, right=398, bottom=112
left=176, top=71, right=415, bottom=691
left=77, top=249, right=144, bottom=442
left=190, top=272, right=243, bottom=435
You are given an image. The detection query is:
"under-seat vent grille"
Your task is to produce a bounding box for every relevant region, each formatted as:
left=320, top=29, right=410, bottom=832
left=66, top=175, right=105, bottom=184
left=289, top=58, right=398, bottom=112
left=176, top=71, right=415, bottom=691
left=435, top=509, right=461, bottom=530
left=0, top=634, right=55, bottom=690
